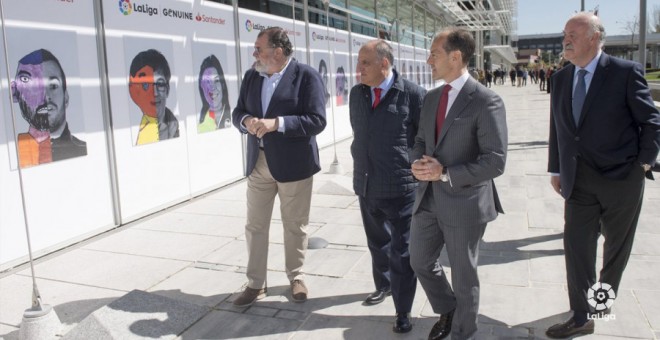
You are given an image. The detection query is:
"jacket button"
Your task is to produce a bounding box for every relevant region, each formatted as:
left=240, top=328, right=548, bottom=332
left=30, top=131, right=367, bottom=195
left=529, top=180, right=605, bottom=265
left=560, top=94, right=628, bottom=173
left=574, top=136, right=580, bottom=142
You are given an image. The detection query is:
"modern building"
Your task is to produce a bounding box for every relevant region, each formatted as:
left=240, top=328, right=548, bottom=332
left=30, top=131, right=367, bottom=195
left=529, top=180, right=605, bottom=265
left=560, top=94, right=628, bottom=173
left=0, top=0, right=517, bottom=271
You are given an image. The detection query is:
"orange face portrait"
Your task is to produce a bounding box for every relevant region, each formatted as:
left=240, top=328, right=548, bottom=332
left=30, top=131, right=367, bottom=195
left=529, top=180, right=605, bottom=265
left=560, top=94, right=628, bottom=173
left=129, top=65, right=168, bottom=118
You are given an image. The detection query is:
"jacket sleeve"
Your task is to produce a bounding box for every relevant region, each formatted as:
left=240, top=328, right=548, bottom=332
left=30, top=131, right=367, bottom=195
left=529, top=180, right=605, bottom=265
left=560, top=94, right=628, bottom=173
left=232, top=69, right=254, bottom=134
left=281, top=67, right=327, bottom=137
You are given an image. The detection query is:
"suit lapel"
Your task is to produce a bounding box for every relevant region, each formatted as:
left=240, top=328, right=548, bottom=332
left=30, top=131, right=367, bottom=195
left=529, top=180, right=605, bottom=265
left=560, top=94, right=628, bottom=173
left=265, top=59, right=297, bottom=118
left=577, top=53, right=608, bottom=128
left=436, top=77, right=476, bottom=146
left=561, top=64, right=576, bottom=129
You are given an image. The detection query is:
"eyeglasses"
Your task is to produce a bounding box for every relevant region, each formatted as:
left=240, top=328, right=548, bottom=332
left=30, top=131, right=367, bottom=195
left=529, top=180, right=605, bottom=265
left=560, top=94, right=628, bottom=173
left=253, top=46, right=277, bottom=55
left=130, top=81, right=168, bottom=93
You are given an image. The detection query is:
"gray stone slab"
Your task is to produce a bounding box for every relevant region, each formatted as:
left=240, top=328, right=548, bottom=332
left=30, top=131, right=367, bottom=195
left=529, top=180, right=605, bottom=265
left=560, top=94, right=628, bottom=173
left=200, top=240, right=287, bottom=273
left=83, top=229, right=232, bottom=262
left=309, top=206, right=364, bottom=225
left=314, top=176, right=354, bottom=196
left=302, top=247, right=367, bottom=278
left=631, top=232, right=660, bottom=256
left=294, top=313, right=408, bottom=339
left=620, top=259, right=660, bottom=290
left=310, top=193, right=358, bottom=208
left=0, top=324, right=18, bottom=340
left=172, top=199, right=247, bottom=217
left=529, top=255, right=567, bottom=284
left=589, top=290, right=654, bottom=339
left=148, top=267, right=246, bottom=308
left=61, top=290, right=207, bottom=340
left=310, top=223, right=367, bottom=247
left=527, top=199, right=564, bottom=230
left=632, top=290, right=660, bottom=330
left=0, top=274, right=122, bottom=330
left=202, top=182, right=248, bottom=201
left=479, top=283, right=569, bottom=328
left=17, top=249, right=190, bottom=291
left=178, top=309, right=301, bottom=340
left=134, top=212, right=247, bottom=238
left=479, top=255, right=529, bottom=286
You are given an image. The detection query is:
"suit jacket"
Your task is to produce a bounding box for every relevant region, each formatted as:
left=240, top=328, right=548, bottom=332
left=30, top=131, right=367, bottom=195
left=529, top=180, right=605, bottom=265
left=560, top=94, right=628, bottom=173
left=232, top=59, right=327, bottom=183
left=548, top=53, right=660, bottom=199
left=349, top=69, right=427, bottom=199
left=411, top=76, right=508, bottom=226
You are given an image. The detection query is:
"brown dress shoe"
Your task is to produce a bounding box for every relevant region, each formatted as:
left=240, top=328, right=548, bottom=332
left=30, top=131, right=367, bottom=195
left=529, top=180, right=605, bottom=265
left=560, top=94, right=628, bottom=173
left=291, top=279, right=308, bottom=302
left=233, top=287, right=266, bottom=307
left=545, top=318, right=594, bottom=338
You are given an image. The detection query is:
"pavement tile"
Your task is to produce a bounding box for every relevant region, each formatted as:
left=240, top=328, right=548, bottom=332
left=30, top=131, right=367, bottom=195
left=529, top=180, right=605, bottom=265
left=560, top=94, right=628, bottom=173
left=632, top=290, right=660, bottom=330
left=148, top=267, right=246, bottom=308
left=590, top=290, right=654, bottom=339
left=310, top=223, right=368, bottom=247
left=82, top=229, right=232, bottom=262
left=133, top=212, right=247, bottom=238
left=0, top=275, right=122, bottom=333
left=0, top=324, right=18, bottom=340
left=310, top=193, right=358, bottom=209
left=620, top=259, right=660, bottom=290
left=294, top=313, right=406, bottom=339
left=178, top=309, right=301, bottom=340
left=171, top=199, right=247, bottom=218
left=16, top=249, right=189, bottom=292
left=479, top=255, right=529, bottom=286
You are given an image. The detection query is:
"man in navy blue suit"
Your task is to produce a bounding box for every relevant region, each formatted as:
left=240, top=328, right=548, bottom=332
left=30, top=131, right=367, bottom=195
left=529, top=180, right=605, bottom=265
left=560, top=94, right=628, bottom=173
left=231, top=27, right=327, bottom=307
left=546, top=13, right=660, bottom=338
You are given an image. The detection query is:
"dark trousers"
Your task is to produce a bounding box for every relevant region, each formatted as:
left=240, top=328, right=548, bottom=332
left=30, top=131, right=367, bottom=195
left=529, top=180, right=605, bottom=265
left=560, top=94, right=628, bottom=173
left=564, top=161, right=645, bottom=315
left=358, top=191, right=417, bottom=313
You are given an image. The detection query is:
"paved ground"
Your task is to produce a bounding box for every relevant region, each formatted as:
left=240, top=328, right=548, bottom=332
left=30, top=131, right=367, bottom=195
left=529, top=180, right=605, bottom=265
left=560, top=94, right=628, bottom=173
left=1, top=81, right=659, bottom=340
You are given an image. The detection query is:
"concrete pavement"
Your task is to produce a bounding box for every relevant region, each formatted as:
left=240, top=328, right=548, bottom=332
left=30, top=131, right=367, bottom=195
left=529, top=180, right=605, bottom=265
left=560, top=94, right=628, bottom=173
left=1, top=81, right=659, bottom=339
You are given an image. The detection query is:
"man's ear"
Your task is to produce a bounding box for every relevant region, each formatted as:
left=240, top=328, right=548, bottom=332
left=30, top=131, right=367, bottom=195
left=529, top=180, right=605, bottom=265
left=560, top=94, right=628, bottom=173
left=10, top=81, right=18, bottom=103
left=64, top=90, right=69, bottom=109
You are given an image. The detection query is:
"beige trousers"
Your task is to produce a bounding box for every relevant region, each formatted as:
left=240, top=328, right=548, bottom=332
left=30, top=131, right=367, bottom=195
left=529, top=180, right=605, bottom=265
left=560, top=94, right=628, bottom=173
left=245, top=150, right=312, bottom=289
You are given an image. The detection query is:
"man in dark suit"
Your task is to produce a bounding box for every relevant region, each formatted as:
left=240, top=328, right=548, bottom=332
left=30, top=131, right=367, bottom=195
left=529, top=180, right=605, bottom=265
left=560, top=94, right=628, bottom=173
left=410, top=28, right=508, bottom=340
left=349, top=39, right=426, bottom=333
left=231, top=27, right=327, bottom=307
left=546, top=13, right=660, bottom=338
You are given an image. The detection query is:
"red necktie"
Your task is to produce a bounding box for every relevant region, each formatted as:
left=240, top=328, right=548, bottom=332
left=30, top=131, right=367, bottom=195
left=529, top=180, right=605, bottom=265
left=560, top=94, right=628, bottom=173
left=435, top=84, right=452, bottom=143
left=372, top=87, right=382, bottom=109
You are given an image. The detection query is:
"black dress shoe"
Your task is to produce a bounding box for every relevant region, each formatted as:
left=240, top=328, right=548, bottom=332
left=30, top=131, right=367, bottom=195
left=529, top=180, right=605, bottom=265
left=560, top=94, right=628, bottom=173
left=364, top=289, right=391, bottom=305
left=545, top=318, right=594, bottom=338
left=393, top=313, right=413, bottom=333
left=428, top=309, right=454, bottom=340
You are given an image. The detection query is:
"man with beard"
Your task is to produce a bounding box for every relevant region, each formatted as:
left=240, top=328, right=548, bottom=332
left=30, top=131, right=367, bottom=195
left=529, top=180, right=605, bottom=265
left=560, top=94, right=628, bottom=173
left=231, top=27, right=326, bottom=306
left=129, top=49, right=179, bottom=145
left=11, top=49, right=86, bottom=168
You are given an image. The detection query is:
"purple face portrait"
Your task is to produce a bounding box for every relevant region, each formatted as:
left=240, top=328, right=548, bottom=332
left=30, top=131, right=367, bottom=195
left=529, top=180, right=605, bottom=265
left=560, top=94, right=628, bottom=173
left=200, top=67, right=223, bottom=112
left=12, top=55, right=68, bottom=132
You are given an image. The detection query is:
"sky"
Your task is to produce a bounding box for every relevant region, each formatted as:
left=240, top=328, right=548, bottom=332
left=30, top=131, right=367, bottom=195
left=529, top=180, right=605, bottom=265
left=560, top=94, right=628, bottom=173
left=517, top=0, right=660, bottom=36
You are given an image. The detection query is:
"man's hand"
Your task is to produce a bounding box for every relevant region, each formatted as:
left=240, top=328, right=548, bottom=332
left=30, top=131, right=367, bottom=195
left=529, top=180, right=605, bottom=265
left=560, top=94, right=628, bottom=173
left=550, top=176, right=561, bottom=195
left=244, top=116, right=260, bottom=135
left=252, top=118, right=279, bottom=138
left=411, top=155, right=443, bottom=182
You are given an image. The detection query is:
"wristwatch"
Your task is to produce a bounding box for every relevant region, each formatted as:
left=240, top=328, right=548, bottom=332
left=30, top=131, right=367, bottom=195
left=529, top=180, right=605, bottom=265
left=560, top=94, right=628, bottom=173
left=440, top=166, right=449, bottom=182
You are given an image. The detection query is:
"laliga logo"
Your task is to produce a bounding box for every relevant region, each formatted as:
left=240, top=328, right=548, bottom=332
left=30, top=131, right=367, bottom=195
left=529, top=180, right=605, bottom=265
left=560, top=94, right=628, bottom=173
left=119, top=0, right=132, bottom=15
left=245, top=20, right=253, bottom=32
left=588, top=282, right=616, bottom=311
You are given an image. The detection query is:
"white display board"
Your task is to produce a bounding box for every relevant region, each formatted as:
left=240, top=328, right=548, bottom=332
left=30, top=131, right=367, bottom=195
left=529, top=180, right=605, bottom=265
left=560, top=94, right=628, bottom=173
left=415, top=47, right=430, bottom=88
left=103, top=0, right=244, bottom=220
left=399, top=44, right=415, bottom=82
left=0, top=0, right=115, bottom=268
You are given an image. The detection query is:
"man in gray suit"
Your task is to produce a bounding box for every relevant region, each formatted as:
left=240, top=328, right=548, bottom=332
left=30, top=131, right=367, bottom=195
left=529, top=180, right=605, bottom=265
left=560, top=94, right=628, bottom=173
left=410, top=28, right=508, bottom=340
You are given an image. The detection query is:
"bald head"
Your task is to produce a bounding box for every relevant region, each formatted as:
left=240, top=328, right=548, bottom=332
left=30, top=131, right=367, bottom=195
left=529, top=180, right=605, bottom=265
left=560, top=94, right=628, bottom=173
left=357, top=39, right=393, bottom=87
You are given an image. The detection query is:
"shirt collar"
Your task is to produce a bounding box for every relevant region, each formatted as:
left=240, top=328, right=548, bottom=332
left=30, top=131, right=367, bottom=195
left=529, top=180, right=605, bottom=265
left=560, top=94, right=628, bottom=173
left=372, top=70, right=394, bottom=92
left=575, top=50, right=601, bottom=76
left=260, top=57, right=292, bottom=79
left=448, top=72, right=470, bottom=92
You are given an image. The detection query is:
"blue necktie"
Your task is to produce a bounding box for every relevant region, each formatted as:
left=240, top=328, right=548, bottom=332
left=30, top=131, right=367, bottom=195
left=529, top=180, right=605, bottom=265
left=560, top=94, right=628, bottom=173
left=572, top=69, right=587, bottom=125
